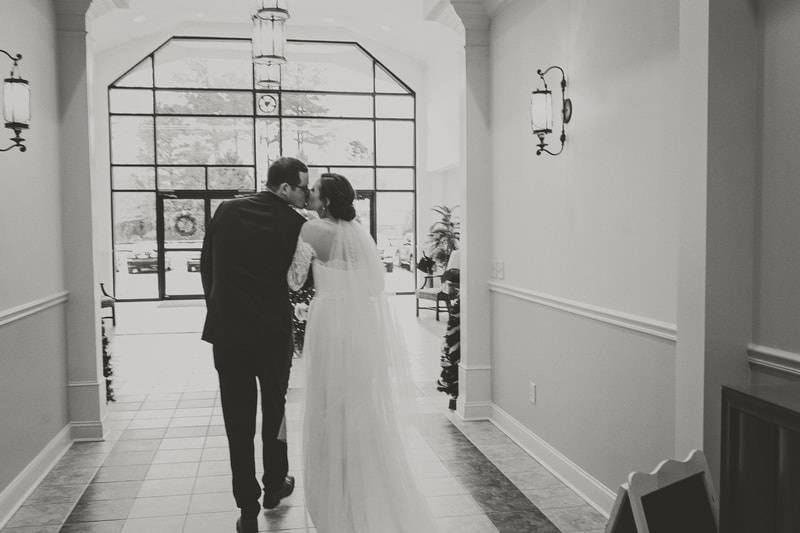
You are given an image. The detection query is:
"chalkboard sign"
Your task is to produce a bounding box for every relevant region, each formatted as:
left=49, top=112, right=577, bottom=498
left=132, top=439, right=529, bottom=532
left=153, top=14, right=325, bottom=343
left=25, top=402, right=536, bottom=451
left=606, top=450, right=718, bottom=533
left=605, top=485, right=637, bottom=533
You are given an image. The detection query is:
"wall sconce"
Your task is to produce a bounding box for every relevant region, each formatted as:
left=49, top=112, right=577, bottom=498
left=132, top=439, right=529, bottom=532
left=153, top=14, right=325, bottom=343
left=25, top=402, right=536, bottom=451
left=1, top=50, right=29, bottom=153
left=530, top=65, right=572, bottom=156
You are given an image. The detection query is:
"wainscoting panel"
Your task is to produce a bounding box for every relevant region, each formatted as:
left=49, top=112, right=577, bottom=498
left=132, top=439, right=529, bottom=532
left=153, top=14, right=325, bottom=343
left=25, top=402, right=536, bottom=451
left=490, top=289, right=676, bottom=502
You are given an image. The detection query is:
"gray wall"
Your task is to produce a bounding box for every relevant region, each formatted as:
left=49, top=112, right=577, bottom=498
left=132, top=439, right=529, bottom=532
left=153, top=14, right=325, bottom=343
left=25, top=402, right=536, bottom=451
left=0, top=307, right=69, bottom=491
left=755, top=0, right=800, bottom=356
left=702, top=0, right=760, bottom=482
left=492, top=295, right=676, bottom=489
left=0, top=0, right=70, bottom=494
left=489, top=0, right=681, bottom=490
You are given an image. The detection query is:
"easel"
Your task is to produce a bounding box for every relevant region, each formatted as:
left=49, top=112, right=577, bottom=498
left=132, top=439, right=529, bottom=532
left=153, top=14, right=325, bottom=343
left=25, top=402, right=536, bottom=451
left=605, top=450, right=718, bottom=533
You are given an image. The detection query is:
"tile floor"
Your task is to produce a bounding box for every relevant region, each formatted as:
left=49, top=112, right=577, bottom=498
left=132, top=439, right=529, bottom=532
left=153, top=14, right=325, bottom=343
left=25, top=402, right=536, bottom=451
left=2, top=297, right=608, bottom=532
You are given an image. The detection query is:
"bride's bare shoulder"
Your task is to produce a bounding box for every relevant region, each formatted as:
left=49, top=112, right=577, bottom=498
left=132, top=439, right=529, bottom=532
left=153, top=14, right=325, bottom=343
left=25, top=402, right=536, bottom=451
left=301, top=218, right=335, bottom=235
left=300, top=220, right=336, bottom=255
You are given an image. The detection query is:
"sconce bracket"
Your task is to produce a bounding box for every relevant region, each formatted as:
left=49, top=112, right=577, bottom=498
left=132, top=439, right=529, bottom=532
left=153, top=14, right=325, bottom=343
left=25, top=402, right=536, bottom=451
left=0, top=127, right=26, bottom=152
left=533, top=65, right=571, bottom=156
left=0, top=50, right=22, bottom=66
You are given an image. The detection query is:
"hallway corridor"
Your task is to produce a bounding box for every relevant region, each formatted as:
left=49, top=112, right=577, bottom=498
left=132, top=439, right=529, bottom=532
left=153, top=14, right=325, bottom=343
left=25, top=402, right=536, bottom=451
left=2, top=299, right=606, bottom=532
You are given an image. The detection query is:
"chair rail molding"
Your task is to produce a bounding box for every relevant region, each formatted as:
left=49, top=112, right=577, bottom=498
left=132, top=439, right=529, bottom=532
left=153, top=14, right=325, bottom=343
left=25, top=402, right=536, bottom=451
left=0, top=291, right=69, bottom=327
left=459, top=363, right=492, bottom=371
left=747, top=343, right=800, bottom=377
left=488, top=281, right=677, bottom=342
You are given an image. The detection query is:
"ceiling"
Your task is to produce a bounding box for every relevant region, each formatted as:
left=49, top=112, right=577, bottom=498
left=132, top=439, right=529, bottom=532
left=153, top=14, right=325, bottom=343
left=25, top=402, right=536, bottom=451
left=88, top=0, right=464, bottom=61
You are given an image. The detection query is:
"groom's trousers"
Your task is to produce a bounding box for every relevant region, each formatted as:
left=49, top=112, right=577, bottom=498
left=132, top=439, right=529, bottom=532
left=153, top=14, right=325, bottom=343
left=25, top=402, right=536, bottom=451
left=214, top=342, right=292, bottom=516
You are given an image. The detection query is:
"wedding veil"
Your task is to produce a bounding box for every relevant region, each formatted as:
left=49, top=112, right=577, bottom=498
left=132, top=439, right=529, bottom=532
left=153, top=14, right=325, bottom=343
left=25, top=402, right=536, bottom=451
left=301, top=219, right=437, bottom=532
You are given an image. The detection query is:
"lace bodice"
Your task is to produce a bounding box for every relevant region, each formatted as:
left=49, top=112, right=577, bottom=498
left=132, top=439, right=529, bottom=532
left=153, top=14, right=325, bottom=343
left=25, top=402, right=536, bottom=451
left=288, top=237, right=375, bottom=297
left=287, top=238, right=315, bottom=291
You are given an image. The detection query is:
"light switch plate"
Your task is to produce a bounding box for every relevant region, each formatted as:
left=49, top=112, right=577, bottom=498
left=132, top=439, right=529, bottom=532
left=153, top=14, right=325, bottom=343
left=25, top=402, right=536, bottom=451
left=492, top=260, right=505, bottom=280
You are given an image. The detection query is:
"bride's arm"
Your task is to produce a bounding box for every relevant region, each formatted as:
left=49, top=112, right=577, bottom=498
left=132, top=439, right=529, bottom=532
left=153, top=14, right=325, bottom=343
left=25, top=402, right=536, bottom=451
left=287, top=236, right=315, bottom=291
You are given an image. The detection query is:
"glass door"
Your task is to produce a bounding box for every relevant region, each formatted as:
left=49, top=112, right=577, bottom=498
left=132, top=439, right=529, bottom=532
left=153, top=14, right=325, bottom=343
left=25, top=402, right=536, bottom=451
left=156, top=191, right=237, bottom=299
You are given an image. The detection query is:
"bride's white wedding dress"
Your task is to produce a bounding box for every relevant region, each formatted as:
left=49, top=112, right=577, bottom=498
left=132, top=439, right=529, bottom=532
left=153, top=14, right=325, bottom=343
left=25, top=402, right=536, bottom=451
left=288, top=219, right=439, bottom=533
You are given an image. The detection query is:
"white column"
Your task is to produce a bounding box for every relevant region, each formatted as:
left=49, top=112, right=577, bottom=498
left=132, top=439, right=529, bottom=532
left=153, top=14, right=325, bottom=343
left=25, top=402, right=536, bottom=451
left=450, top=0, right=493, bottom=421
left=675, top=0, right=756, bottom=484
left=54, top=0, right=106, bottom=440
left=674, top=0, right=709, bottom=460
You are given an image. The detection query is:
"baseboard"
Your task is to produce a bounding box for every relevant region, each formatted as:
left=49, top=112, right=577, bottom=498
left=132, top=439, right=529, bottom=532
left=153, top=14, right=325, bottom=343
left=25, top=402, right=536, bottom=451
left=71, top=420, right=105, bottom=441
left=489, top=403, right=615, bottom=516
left=0, top=424, right=73, bottom=529
left=457, top=401, right=492, bottom=421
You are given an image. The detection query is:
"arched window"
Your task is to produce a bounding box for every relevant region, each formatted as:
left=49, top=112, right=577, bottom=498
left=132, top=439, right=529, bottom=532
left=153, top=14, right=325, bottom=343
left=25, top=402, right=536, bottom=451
left=108, top=37, right=416, bottom=300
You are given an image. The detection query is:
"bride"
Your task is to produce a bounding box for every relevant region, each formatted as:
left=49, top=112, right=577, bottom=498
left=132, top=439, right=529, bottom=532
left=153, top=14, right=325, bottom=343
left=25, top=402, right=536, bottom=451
left=287, top=173, right=439, bottom=532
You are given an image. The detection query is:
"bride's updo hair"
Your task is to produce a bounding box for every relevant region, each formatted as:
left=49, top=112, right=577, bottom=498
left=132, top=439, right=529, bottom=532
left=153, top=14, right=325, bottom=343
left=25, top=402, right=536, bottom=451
left=319, top=173, right=356, bottom=221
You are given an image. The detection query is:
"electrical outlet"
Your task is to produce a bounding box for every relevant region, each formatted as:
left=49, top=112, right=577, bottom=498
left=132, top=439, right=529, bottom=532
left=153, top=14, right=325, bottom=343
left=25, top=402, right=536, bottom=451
left=529, top=381, right=536, bottom=405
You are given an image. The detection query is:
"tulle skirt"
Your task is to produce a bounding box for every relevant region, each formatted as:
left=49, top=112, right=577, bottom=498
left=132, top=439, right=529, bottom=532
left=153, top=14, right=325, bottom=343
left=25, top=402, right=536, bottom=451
left=302, top=290, right=439, bottom=533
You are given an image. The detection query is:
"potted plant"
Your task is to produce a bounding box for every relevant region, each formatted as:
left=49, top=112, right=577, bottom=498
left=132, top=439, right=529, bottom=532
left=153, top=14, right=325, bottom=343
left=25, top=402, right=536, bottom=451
left=424, top=205, right=460, bottom=271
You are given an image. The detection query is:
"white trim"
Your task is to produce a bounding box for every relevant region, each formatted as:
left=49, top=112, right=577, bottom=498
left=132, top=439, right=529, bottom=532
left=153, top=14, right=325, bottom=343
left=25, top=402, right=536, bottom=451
left=459, top=363, right=492, bottom=371
left=71, top=421, right=106, bottom=442
left=0, top=292, right=69, bottom=327
left=489, top=282, right=677, bottom=342
left=458, top=401, right=493, bottom=421
left=489, top=403, right=616, bottom=517
left=747, top=344, right=800, bottom=377
left=0, top=425, right=73, bottom=529
left=67, top=381, right=101, bottom=388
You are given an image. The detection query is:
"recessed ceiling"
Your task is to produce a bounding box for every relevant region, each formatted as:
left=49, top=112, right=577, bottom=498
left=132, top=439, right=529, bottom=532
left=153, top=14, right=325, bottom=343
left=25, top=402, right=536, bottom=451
left=88, top=0, right=463, bottom=61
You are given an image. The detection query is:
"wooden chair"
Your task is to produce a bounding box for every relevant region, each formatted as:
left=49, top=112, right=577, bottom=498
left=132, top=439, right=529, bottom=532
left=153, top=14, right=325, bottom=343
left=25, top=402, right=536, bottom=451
left=619, top=449, right=718, bottom=533
left=100, top=283, right=116, bottom=326
left=415, top=274, right=451, bottom=321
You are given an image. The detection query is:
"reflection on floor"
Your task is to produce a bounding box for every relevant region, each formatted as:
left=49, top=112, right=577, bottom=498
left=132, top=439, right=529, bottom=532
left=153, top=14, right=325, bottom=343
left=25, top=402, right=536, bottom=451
left=1, top=297, right=607, bottom=532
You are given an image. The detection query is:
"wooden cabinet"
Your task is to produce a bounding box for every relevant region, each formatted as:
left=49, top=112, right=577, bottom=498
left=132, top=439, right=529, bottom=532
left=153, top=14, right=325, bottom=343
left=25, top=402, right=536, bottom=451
left=721, top=384, right=800, bottom=533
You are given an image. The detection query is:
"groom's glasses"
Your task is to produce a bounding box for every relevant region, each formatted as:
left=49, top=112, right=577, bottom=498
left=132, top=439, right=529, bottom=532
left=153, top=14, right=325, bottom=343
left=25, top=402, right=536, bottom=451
left=293, top=184, right=310, bottom=195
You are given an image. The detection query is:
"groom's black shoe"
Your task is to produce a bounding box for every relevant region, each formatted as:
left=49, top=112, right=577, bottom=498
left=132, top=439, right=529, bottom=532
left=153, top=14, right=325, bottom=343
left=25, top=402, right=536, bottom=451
left=263, top=475, right=295, bottom=510
left=236, top=514, right=258, bottom=533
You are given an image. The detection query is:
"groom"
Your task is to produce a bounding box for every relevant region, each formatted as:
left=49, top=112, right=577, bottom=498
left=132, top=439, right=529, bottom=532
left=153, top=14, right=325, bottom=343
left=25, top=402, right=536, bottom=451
left=201, top=157, right=309, bottom=532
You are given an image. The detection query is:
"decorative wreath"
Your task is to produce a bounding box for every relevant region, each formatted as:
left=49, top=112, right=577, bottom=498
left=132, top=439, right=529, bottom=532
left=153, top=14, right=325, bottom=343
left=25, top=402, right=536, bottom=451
left=173, top=211, right=197, bottom=237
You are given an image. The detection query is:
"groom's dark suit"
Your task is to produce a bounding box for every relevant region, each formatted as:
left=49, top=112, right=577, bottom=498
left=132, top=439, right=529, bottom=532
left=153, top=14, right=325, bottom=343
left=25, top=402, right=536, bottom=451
left=201, top=191, right=305, bottom=516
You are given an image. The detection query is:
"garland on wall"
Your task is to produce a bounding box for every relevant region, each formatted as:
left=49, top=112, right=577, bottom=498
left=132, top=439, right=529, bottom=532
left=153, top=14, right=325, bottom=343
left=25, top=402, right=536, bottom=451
left=101, top=322, right=115, bottom=402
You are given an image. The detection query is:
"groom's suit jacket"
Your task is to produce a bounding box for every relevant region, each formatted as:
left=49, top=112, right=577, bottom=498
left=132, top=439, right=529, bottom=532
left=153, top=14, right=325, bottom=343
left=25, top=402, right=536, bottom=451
left=201, top=191, right=305, bottom=370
